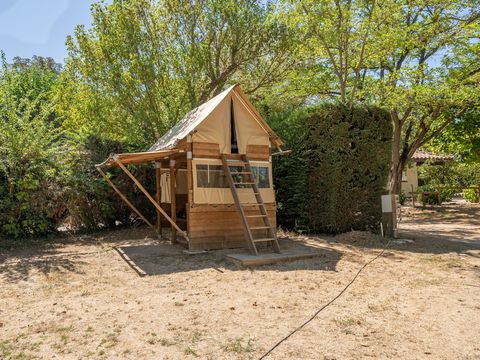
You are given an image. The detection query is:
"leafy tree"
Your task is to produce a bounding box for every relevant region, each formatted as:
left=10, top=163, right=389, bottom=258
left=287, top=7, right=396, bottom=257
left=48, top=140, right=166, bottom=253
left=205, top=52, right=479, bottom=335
left=59, top=0, right=293, bottom=145
left=0, top=54, right=63, bottom=238
left=279, top=0, right=480, bottom=194
left=429, top=107, right=480, bottom=162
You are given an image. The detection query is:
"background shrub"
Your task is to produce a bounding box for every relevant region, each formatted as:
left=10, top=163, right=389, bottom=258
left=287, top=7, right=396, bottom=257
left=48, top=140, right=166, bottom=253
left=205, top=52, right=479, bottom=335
left=418, top=161, right=480, bottom=204
left=270, top=104, right=392, bottom=234
left=60, top=135, right=157, bottom=231
left=463, top=188, right=479, bottom=203
left=419, top=162, right=480, bottom=187
left=416, top=184, right=451, bottom=205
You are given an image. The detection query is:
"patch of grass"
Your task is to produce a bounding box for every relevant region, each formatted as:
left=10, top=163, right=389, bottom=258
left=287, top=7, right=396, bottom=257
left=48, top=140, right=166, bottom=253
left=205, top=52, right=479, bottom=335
left=52, top=324, right=74, bottom=346
left=158, top=338, right=176, bottom=346
left=420, top=255, right=465, bottom=269
left=0, top=340, right=13, bottom=358
left=409, top=277, right=443, bottom=288
left=99, top=330, right=120, bottom=349
left=145, top=331, right=176, bottom=346
left=85, top=326, right=94, bottom=333
left=191, top=330, right=203, bottom=343
left=333, top=316, right=363, bottom=328
left=60, top=333, right=69, bottom=345
left=222, top=337, right=255, bottom=354
left=1, top=339, right=37, bottom=360
left=184, top=346, right=199, bottom=357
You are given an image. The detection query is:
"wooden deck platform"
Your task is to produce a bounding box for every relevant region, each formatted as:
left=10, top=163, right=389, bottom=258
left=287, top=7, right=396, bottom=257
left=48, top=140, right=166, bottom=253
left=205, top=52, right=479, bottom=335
left=225, top=249, right=324, bottom=266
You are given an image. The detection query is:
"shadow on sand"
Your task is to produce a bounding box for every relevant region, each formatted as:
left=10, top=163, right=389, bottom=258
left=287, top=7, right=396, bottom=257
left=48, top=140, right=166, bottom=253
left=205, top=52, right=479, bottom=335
left=0, top=251, right=86, bottom=283
left=115, top=236, right=343, bottom=277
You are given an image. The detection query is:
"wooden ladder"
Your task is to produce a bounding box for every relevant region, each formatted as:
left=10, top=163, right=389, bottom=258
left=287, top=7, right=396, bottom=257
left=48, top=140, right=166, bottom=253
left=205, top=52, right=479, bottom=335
left=221, top=154, right=280, bottom=255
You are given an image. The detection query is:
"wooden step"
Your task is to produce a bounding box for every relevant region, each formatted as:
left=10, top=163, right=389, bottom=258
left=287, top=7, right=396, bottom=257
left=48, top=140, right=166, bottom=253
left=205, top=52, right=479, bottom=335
left=246, top=214, right=268, bottom=218
left=250, top=226, right=271, bottom=230
left=241, top=203, right=265, bottom=207
left=253, top=238, right=276, bottom=243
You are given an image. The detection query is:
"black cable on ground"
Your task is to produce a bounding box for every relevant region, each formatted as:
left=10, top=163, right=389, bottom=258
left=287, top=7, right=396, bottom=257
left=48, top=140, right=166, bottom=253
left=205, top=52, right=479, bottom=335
left=259, top=238, right=392, bottom=360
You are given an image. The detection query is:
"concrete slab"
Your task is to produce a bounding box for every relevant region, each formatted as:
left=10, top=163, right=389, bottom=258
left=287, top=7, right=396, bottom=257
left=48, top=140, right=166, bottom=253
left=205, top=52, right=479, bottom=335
left=225, top=250, right=324, bottom=266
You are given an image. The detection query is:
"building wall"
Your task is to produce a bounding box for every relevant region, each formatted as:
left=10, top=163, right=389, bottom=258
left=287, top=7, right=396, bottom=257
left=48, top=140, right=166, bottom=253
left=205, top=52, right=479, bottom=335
left=401, top=162, right=418, bottom=194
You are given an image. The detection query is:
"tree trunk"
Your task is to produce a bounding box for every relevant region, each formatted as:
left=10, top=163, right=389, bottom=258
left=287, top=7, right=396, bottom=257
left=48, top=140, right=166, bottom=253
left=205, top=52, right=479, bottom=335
left=388, top=113, right=403, bottom=194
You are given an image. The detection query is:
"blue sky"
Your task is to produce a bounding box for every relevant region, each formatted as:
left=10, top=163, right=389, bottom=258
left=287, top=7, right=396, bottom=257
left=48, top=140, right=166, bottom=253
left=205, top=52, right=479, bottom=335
left=0, top=0, right=101, bottom=63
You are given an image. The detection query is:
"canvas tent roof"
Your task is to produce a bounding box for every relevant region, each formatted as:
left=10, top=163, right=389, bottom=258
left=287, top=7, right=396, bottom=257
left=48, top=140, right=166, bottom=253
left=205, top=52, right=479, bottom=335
left=97, top=84, right=283, bottom=167
left=149, top=84, right=283, bottom=151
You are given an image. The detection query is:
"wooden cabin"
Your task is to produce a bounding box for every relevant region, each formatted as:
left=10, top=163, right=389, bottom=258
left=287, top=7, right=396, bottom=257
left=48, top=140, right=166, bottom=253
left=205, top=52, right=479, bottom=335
left=96, top=84, right=284, bottom=255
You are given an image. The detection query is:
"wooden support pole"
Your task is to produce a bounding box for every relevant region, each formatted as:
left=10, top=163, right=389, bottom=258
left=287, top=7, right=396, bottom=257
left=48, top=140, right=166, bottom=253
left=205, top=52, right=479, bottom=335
left=411, top=184, right=415, bottom=208
left=155, top=162, right=162, bottom=238
left=170, top=159, right=177, bottom=243
left=114, top=157, right=188, bottom=240
left=95, top=166, right=154, bottom=228
left=186, top=135, right=193, bottom=239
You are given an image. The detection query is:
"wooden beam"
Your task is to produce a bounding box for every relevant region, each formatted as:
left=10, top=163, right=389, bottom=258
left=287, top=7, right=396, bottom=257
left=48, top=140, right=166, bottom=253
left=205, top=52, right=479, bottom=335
left=170, top=159, right=177, bottom=243
left=95, top=166, right=154, bottom=228
left=113, top=157, right=188, bottom=240
left=155, top=162, right=162, bottom=238
left=186, top=135, right=193, bottom=242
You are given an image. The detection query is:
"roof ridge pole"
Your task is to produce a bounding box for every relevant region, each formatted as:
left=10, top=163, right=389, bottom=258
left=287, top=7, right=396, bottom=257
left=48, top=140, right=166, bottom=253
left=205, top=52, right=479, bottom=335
left=113, top=156, right=189, bottom=242
left=95, top=165, right=154, bottom=228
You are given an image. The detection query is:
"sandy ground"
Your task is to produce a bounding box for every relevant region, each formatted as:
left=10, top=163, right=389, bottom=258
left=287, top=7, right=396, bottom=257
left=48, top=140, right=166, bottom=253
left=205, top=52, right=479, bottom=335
left=1, top=204, right=479, bottom=359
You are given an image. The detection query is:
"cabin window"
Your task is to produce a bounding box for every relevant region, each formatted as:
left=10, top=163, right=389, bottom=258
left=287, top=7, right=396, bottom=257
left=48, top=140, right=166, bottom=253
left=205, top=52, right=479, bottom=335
left=196, top=164, right=271, bottom=188
left=196, top=165, right=228, bottom=188
left=252, top=166, right=270, bottom=188
left=402, top=170, right=407, bottom=182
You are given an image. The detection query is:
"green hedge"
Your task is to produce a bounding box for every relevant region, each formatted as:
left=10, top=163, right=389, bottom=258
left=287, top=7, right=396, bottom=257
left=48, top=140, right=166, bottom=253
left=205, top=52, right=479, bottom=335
left=270, top=104, right=392, bottom=234
left=463, top=188, right=479, bottom=203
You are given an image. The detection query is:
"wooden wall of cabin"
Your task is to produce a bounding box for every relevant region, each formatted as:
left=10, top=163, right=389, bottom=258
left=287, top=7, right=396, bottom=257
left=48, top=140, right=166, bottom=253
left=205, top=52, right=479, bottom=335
left=191, top=141, right=270, bottom=161
left=154, top=141, right=275, bottom=250
left=188, top=203, right=276, bottom=250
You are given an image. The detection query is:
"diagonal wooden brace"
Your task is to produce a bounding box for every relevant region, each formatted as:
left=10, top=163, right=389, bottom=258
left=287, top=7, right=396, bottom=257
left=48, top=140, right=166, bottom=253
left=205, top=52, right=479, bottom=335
left=95, top=165, right=154, bottom=228
left=113, top=156, right=189, bottom=242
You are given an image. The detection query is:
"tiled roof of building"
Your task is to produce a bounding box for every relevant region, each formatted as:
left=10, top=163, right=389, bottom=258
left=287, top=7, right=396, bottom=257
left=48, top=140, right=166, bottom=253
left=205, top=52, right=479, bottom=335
left=412, top=150, right=454, bottom=162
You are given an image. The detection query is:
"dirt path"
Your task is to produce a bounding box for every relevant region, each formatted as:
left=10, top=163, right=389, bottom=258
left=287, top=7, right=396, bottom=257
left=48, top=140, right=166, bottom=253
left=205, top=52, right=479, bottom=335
left=399, top=202, right=480, bottom=243
left=0, top=206, right=479, bottom=359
